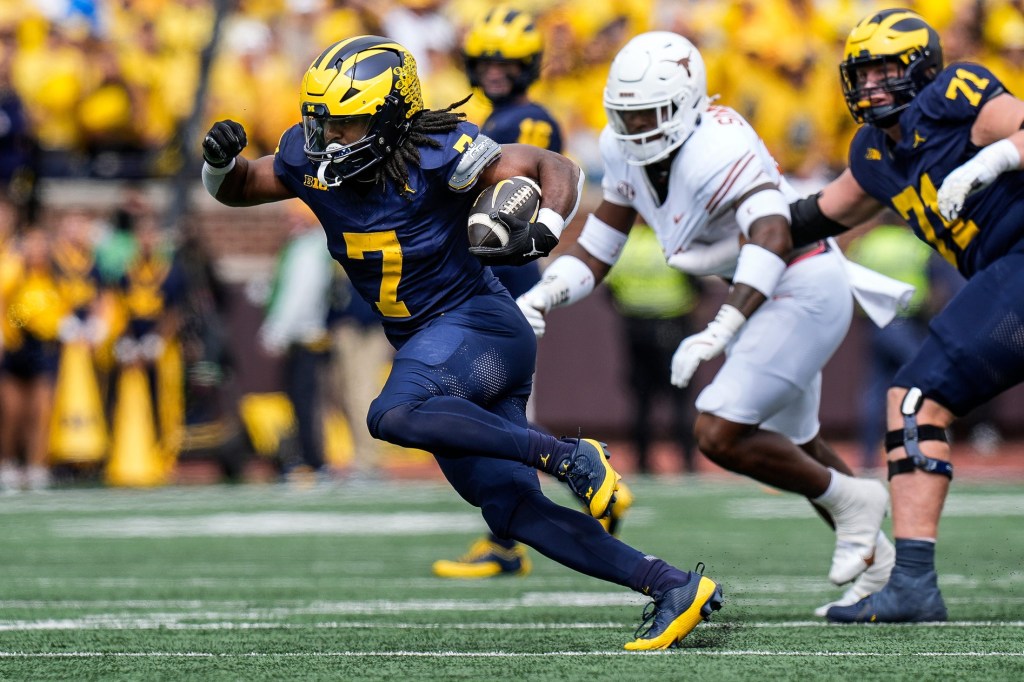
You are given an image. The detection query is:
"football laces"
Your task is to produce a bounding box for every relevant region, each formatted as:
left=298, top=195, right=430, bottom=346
left=501, top=186, right=536, bottom=215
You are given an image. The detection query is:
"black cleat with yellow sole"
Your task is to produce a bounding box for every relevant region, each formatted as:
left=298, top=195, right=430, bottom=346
left=556, top=438, right=621, bottom=519
left=625, top=567, right=724, bottom=650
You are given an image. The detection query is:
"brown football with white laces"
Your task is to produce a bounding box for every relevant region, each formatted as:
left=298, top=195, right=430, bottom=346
left=467, top=176, right=542, bottom=248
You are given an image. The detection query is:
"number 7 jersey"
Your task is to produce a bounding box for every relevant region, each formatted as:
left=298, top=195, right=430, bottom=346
left=848, top=62, right=1024, bottom=278
left=272, top=120, right=504, bottom=346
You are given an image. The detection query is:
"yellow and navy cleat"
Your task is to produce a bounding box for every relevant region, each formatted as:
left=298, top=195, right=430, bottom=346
left=557, top=438, right=621, bottom=519
left=432, top=537, right=532, bottom=579
left=598, top=480, right=634, bottom=536
left=625, top=567, right=723, bottom=650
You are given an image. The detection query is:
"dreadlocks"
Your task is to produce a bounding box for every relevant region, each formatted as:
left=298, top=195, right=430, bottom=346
left=376, top=95, right=473, bottom=195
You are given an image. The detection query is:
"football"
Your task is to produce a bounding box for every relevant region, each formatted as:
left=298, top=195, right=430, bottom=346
left=467, top=176, right=542, bottom=248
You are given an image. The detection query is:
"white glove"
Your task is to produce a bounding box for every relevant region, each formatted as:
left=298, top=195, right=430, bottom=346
left=937, top=139, right=1020, bottom=221
left=514, top=255, right=596, bottom=338
left=670, top=305, right=746, bottom=388
left=516, top=289, right=552, bottom=338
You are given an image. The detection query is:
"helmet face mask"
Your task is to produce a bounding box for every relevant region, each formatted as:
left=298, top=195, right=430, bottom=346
left=840, top=9, right=943, bottom=129
left=463, top=6, right=542, bottom=105
left=300, top=36, right=423, bottom=186
left=603, top=32, right=709, bottom=166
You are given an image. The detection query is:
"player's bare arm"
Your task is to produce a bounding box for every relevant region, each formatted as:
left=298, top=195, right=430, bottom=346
left=818, top=169, right=885, bottom=229
left=936, top=93, right=1024, bottom=221
left=213, top=156, right=294, bottom=207
left=512, top=196, right=632, bottom=338
left=562, top=199, right=635, bottom=285
left=971, top=92, right=1024, bottom=148
left=202, top=120, right=295, bottom=207
left=477, top=143, right=581, bottom=220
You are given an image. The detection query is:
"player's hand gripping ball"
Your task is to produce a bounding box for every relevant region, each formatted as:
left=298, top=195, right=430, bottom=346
left=467, top=176, right=542, bottom=250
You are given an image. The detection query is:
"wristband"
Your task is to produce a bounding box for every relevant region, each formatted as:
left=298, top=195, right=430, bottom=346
left=536, top=207, right=565, bottom=240
left=732, top=243, right=787, bottom=297
left=578, top=213, right=629, bottom=265
left=202, top=158, right=236, bottom=197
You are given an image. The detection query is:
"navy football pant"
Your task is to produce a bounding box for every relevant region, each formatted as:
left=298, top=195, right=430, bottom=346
left=895, top=250, right=1024, bottom=416
left=367, top=293, right=646, bottom=586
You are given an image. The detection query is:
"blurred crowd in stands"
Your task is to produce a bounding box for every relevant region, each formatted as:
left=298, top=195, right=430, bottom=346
left=1, top=0, right=1024, bottom=187
left=1, top=0, right=1022, bottom=488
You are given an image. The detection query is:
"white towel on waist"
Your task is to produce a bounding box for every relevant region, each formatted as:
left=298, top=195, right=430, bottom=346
left=828, top=237, right=916, bottom=328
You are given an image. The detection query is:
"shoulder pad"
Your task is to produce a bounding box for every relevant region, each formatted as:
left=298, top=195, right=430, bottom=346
left=274, top=124, right=308, bottom=168
left=448, top=134, right=501, bottom=192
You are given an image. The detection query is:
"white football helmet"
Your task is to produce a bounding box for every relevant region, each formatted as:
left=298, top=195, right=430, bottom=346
left=603, top=32, right=709, bottom=166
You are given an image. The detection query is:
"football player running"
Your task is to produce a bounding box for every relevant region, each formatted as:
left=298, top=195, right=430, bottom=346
left=202, top=35, right=721, bottom=649
left=517, top=31, right=900, bottom=618
left=432, top=5, right=633, bottom=582
left=787, top=8, right=1024, bottom=623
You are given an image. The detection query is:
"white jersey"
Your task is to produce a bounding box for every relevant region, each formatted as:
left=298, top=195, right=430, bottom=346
left=593, top=104, right=914, bottom=440
left=600, top=105, right=794, bottom=275
left=600, top=105, right=844, bottom=441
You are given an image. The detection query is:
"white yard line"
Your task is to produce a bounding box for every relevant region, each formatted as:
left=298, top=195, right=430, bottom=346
left=0, top=650, right=1022, bottom=658
left=1, top=616, right=1023, bottom=632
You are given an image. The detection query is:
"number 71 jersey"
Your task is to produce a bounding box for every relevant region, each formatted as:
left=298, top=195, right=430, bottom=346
left=849, top=62, right=1024, bottom=279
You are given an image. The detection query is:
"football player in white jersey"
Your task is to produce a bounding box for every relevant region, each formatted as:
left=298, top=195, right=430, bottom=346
left=517, top=31, right=896, bottom=616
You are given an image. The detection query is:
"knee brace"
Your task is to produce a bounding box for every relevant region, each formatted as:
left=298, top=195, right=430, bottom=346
left=884, top=387, right=953, bottom=481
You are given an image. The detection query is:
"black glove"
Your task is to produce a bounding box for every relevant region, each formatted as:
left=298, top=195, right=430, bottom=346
left=202, top=120, right=247, bottom=168
left=469, top=212, right=560, bottom=266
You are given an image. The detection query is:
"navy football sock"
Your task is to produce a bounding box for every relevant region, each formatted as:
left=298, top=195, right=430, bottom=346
left=507, top=492, right=645, bottom=586
left=894, top=538, right=936, bottom=578
left=629, top=556, right=694, bottom=599
left=525, top=430, right=576, bottom=473
left=488, top=532, right=517, bottom=549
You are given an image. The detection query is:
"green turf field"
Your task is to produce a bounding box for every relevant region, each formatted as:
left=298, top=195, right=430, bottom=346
left=1, top=475, right=1022, bottom=680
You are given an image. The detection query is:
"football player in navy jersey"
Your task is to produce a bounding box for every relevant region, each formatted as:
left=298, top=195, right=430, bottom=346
left=433, top=5, right=636, bottom=582
left=201, top=35, right=721, bottom=649
left=788, top=9, right=1024, bottom=623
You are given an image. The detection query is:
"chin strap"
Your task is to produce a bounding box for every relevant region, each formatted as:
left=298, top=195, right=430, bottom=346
left=884, top=387, right=953, bottom=480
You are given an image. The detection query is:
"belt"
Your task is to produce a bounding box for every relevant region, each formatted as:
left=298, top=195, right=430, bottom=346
left=787, top=239, right=830, bottom=267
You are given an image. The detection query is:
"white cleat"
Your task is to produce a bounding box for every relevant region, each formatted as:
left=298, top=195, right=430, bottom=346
left=815, top=531, right=895, bottom=616
left=829, top=478, right=889, bottom=585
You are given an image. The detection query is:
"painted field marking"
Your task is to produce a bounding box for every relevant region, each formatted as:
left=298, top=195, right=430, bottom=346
left=0, top=650, right=1022, bottom=658
left=2, top=617, right=1023, bottom=632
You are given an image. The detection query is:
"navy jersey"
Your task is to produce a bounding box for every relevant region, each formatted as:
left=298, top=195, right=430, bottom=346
left=481, top=101, right=562, bottom=152
left=849, top=63, right=1024, bottom=278
left=273, top=121, right=504, bottom=345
